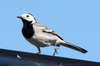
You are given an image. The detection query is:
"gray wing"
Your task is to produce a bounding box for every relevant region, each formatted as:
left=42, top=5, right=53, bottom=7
left=35, top=22, right=63, bottom=40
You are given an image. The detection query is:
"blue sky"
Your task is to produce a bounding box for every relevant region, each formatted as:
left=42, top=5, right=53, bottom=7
left=0, top=0, right=100, bottom=62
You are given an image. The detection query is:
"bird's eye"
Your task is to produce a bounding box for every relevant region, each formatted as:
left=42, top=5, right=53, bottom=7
left=26, top=15, right=29, bottom=17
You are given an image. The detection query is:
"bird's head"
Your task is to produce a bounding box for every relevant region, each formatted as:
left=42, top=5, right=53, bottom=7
left=17, top=13, right=36, bottom=24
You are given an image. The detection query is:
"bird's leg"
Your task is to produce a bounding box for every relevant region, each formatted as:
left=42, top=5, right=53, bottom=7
left=37, top=47, right=41, bottom=54
left=53, top=45, right=60, bottom=56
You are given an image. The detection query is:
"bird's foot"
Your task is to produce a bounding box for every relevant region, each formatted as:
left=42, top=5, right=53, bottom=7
left=36, top=51, right=41, bottom=54
left=53, top=47, right=59, bottom=56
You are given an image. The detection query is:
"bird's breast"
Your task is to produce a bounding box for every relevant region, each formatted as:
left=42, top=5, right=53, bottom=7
left=22, top=25, right=35, bottom=38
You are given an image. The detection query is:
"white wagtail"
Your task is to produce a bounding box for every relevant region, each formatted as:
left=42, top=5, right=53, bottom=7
left=17, top=13, right=87, bottom=55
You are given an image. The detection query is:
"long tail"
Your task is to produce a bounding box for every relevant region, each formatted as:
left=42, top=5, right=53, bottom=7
left=61, top=42, right=87, bottom=53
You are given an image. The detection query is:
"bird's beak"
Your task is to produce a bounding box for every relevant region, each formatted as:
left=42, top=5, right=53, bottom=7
left=17, top=16, right=22, bottom=19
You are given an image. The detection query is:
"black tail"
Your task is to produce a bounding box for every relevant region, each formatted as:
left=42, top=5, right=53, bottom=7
left=61, top=42, right=87, bottom=53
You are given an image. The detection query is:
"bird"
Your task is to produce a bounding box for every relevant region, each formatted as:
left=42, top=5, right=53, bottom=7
left=17, top=13, right=87, bottom=55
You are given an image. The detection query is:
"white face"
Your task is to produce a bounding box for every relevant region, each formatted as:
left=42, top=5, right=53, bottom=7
left=20, top=13, right=36, bottom=23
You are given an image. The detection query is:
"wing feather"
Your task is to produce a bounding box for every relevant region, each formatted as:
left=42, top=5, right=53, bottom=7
left=34, top=22, right=63, bottom=40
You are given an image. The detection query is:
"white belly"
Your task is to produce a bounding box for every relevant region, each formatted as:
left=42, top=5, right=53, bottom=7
left=26, top=33, right=57, bottom=47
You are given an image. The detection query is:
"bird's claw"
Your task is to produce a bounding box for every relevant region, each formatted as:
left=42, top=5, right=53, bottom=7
left=53, top=47, right=59, bottom=56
